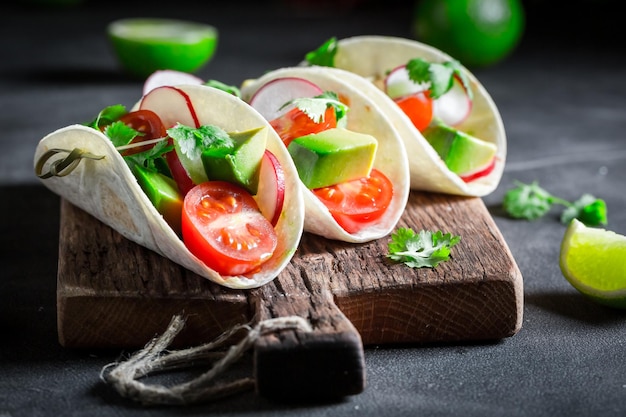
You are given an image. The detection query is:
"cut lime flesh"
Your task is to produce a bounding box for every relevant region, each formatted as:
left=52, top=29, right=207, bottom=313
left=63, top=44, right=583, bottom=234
left=560, top=219, right=626, bottom=308
left=108, top=18, right=218, bottom=78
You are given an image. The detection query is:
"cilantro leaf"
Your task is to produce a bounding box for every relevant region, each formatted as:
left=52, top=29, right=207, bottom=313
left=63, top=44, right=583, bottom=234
left=104, top=121, right=142, bottom=148
left=387, top=227, right=461, bottom=268
left=561, top=194, right=607, bottom=226
left=503, top=180, right=608, bottom=226
left=85, top=104, right=127, bottom=129
left=205, top=79, right=241, bottom=98
left=124, top=139, right=174, bottom=173
left=405, top=58, right=473, bottom=100
left=283, top=91, right=349, bottom=125
left=167, top=124, right=234, bottom=161
left=305, top=37, right=338, bottom=67
left=503, top=180, right=555, bottom=220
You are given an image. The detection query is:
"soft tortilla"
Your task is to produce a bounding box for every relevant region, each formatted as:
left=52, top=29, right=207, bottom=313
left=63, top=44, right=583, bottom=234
left=314, top=35, right=506, bottom=197
left=240, top=66, right=410, bottom=243
left=33, top=85, right=304, bottom=289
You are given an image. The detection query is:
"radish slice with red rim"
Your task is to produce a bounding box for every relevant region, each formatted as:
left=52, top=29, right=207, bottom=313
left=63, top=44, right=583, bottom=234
left=254, top=149, right=285, bottom=226
left=384, top=65, right=428, bottom=100
left=248, top=77, right=323, bottom=121
left=143, top=70, right=204, bottom=96
left=433, top=75, right=472, bottom=126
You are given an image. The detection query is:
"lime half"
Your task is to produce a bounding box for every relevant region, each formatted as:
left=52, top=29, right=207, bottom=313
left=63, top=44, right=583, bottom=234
left=560, top=219, right=626, bottom=309
left=108, top=18, right=218, bottom=78
left=413, top=0, right=524, bottom=68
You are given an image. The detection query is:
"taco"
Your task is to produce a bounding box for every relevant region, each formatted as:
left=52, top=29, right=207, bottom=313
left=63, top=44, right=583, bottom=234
left=303, top=35, right=507, bottom=197
left=240, top=66, right=410, bottom=243
left=33, top=84, right=304, bottom=289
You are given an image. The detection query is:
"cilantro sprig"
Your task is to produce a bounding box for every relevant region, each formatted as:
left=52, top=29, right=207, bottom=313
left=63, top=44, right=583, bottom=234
left=281, top=91, right=349, bottom=126
left=84, top=104, right=128, bottom=130
left=85, top=105, right=173, bottom=176
left=503, top=180, right=608, bottom=226
left=167, top=123, right=234, bottom=161
left=387, top=227, right=461, bottom=268
left=406, top=58, right=473, bottom=100
left=305, top=37, right=338, bottom=67
left=204, top=79, right=241, bottom=98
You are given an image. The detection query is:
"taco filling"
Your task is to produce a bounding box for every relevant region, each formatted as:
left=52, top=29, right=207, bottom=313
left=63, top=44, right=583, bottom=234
left=246, top=76, right=394, bottom=235
left=302, top=36, right=506, bottom=197
left=84, top=95, right=281, bottom=276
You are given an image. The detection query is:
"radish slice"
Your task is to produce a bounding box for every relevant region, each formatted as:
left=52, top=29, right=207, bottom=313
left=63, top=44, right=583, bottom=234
left=249, top=77, right=323, bottom=121
left=139, top=86, right=200, bottom=193
left=459, top=157, right=497, bottom=183
left=143, top=70, right=204, bottom=96
left=139, top=85, right=200, bottom=128
left=254, top=150, right=285, bottom=226
left=384, top=65, right=427, bottom=100
left=433, top=75, right=472, bottom=126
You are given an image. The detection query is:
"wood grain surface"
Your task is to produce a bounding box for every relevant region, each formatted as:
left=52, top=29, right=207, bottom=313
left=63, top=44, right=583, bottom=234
left=56, top=191, right=523, bottom=399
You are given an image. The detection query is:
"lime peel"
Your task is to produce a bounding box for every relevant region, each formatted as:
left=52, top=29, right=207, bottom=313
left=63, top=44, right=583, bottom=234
left=560, top=219, right=626, bottom=309
left=107, top=18, right=218, bottom=78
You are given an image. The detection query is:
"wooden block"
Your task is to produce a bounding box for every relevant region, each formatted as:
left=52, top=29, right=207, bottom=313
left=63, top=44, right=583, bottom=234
left=56, top=191, right=523, bottom=400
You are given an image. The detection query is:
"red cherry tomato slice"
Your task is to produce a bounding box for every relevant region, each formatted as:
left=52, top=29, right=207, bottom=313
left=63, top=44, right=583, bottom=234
left=182, top=181, right=278, bottom=276
left=118, top=110, right=167, bottom=155
left=115, top=109, right=194, bottom=195
left=394, top=92, right=434, bottom=132
left=270, top=106, right=337, bottom=147
left=312, top=169, right=394, bottom=234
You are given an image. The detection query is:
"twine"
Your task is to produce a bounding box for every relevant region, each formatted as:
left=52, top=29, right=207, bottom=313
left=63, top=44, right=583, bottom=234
left=100, top=314, right=312, bottom=405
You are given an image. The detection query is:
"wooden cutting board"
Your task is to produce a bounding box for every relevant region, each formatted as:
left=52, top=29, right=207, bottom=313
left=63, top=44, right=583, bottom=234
left=56, top=191, right=523, bottom=401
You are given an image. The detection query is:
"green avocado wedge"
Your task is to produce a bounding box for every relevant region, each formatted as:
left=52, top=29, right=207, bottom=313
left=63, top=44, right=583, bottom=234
left=201, top=126, right=268, bottom=194
left=422, top=120, right=496, bottom=176
left=287, top=127, right=377, bottom=189
left=131, top=163, right=183, bottom=235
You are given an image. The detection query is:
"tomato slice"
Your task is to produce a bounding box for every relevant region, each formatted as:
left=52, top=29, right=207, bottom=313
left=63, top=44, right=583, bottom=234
left=118, top=110, right=167, bottom=155
left=270, top=106, right=337, bottom=147
left=115, top=109, right=194, bottom=195
left=182, top=181, right=278, bottom=276
left=394, top=92, right=434, bottom=132
left=312, top=169, right=394, bottom=234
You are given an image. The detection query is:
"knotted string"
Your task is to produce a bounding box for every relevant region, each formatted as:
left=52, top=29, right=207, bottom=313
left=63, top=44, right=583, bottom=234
left=100, top=314, right=312, bottom=405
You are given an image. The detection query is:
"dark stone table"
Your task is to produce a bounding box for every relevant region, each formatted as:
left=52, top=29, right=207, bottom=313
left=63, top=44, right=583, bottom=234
left=2, top=1, right=625, bottom=416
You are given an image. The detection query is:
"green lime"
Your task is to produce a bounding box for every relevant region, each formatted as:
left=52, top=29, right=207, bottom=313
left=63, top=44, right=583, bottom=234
left=413, top=0, right=524, bottom=68
left=560, top=219, right=626, bottom=309
left=107, top=18, right=218, bottom=78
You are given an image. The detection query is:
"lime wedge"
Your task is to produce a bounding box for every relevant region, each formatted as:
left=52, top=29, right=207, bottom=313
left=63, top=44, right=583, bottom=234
left=560, top=219, right=626, bottom=309
left=107, top=18, right=218, bottom=78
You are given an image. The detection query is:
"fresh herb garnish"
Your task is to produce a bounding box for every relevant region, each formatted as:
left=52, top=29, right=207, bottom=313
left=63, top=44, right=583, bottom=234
left=305, top=37, right=338, bottom=67
left=84, top=104, right=128, bottom=130
left=204, top=79, right=241, bottom=98
left=124, top=139, right=174, bottom=173
left=561, top=194, right=608, bottom=226
left=387, top=227, right=461, bottom=268
left=281, top=91, right=348, bottom=125
left=503, top=180, right=608, bottom=226
left=104, top=121, right=143, bottom=148
left=167, top=123, right=234, bottom=161
left=406, top=58, right=473, bottom=100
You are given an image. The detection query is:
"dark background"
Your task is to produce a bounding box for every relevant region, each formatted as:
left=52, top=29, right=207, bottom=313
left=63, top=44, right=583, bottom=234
left=2, top=0, right=626, bottom=416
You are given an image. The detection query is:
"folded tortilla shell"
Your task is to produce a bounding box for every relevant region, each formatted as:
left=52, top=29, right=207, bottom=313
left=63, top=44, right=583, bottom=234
left=33, top=85, right=304, bottom=289
left=241, top=66, right=410, bottom=243
left=322, top=35, right=506, bottom=197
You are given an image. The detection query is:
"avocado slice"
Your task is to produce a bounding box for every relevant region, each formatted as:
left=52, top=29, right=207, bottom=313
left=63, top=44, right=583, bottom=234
left=201, top=126, right=267, bottom=194
left=422, top=120, right=496, bottom=175
left=287, top=127, right=378, bottom=189
left=131, top=163, right=183, bottom=235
